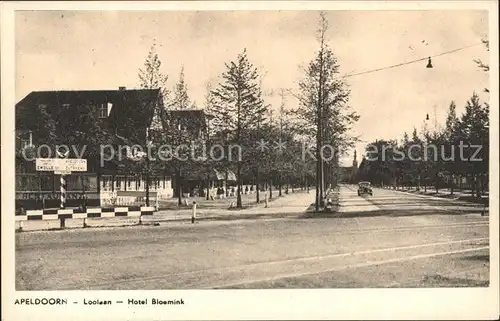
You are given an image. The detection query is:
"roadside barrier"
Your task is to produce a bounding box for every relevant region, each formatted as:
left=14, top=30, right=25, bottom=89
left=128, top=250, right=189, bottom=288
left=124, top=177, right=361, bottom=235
left=15, top=206, right=156, bottom=230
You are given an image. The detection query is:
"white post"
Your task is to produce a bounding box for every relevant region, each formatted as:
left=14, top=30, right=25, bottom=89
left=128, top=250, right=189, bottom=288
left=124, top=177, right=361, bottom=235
left=265, top=192, right=269, bottom=208
left=60, top=175, right=66, bottom=209
left=191, top=201, right=197, bottom=223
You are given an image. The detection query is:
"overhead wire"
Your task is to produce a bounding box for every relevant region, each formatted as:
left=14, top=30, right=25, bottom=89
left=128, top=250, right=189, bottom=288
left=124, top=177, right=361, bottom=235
left=265, top=42, right=485, bottom=96
left=343, top=42, right=484, bottom=78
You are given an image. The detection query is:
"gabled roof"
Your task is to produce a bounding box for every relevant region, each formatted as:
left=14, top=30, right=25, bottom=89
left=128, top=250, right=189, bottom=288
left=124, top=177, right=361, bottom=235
left=166, top=109, right=208, bottom=130
left=15, top=89, right=162, bottom=134
left=16, top=89, right=160, bottom=108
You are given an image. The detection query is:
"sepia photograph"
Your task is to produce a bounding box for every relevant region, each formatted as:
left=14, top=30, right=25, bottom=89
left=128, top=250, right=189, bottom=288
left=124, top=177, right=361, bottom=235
left=2, top=1, right=499, bottom=320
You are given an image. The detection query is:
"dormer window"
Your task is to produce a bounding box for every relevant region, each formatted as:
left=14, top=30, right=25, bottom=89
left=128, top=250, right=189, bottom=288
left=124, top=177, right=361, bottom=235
left=98, top=103, right=108, bottom=118
left=20, top=131, right=33, bottom=149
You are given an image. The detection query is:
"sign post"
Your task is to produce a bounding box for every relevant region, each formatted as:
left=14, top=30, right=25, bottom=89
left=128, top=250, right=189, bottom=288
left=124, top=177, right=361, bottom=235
left=35, top=157, right=87, bottom=219
left=56, top=150, right=69, bottom=210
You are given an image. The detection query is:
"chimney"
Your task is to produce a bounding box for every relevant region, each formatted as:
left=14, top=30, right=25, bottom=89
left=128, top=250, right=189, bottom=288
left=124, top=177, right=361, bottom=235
left=118, top=86, right=126, bottom=91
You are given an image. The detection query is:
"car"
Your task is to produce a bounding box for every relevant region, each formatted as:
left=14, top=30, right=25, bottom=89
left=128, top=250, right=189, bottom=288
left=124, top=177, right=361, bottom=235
left=357, top=181, right=373, bottom=196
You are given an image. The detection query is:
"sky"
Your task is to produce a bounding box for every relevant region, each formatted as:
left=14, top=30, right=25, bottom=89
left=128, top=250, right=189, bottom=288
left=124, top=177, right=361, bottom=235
left=15, top=10, right=490, bottom=166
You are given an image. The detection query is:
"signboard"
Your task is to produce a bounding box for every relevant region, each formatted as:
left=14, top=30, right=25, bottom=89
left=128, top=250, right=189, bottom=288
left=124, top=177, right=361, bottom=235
left=63, top=159, right=87, bottom=171
left=36, top=158, right=57, bottom=171
left=36, top=158, right=87, bottom=172
left=54, top=170, right=72, bottom=175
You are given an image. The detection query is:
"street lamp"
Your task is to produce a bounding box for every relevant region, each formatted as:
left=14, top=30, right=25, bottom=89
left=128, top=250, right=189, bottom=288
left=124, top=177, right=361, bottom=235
left=426, top=57, right=433, bottom=68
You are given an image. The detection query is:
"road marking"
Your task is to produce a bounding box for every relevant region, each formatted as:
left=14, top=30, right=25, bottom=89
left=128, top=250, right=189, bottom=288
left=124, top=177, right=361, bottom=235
left=322, top=221, right=488, bottom=236
left=216, top=246, right=490, bottom=288
left=83, top=237, right=489, bottom=289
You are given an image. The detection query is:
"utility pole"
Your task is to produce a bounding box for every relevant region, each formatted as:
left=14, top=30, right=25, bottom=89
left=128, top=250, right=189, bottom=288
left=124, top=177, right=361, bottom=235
left=278, top=89, right=285, bottom=197
left=255, top=69, right=267, bottom=204
left=269, top=108, right=274, bottom=200
left=145, top=127, right=151, bottom=206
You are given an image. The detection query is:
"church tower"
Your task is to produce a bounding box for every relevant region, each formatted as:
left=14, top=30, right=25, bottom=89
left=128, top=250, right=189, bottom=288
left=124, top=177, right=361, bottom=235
left=352, top=150, right=358, bottom=169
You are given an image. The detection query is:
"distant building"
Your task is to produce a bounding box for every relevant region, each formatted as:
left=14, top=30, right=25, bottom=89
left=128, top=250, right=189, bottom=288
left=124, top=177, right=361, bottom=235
left=163, top=109, right=237, bottom=198
left=339, top=150, right=358, bottom=183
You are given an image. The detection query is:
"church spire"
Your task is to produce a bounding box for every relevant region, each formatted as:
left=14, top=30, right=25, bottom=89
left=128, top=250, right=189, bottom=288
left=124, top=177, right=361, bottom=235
left=352, top=150, right=358, bottom=168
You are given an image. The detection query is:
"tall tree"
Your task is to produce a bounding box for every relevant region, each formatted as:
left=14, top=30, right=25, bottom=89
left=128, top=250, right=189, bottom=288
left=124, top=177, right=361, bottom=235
left=444, top=101, right=460, bottom=194
left=473, top=38, right=490, bottom=93
left=211, top=49, right=267, bottom=208
left=137, top=42, right=169, bottom=205
left=294, top=12, right=358, bottom=211
left=456, top=92, right=489, bottom=199
left=138, top=42, right=169, bottom=102
left=171, top=66, right=192, bottom=110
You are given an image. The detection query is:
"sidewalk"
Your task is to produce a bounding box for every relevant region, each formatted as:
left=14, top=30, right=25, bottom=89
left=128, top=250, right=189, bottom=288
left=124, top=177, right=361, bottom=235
left=383, top=186, right=489, bottom=205
left=152, top=188, right=314, bottom=221
left=157, top=189, right=277, bottom=210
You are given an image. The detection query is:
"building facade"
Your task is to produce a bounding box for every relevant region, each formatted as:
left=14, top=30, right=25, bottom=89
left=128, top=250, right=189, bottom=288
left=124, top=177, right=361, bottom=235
left=15, top=87, right=172, bottom=210
left=15, top=88, right=238, bottom=210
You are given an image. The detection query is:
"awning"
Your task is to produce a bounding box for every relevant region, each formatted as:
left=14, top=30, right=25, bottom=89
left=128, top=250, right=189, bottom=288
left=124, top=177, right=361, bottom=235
left=184, top=169, right=237, bottom=181
left=226, top=170, right=237, bottom=181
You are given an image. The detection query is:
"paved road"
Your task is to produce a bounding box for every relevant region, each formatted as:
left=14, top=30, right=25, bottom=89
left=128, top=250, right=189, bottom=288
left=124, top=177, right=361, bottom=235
left=16, top=185, right=489, bottom=290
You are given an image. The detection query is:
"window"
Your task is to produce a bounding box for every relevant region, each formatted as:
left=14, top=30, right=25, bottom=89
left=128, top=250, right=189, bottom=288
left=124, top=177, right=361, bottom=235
left=178, top=122, right=187, bottom=131
left=20, top=138, right=30, bottom=149
left=98, top=103, right=108, bottom=119
left=62, top=103, right=71, bottom=108
left=19, top=131, right=33, bottom=149
left=115, top=176, right=122, bottom=191
left=40, top=175, right=54, bottom=191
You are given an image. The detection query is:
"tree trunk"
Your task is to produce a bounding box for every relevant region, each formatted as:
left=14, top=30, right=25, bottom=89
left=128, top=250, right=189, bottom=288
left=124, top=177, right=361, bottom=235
left=470, top=174, right=475, bottom=198
left=482, top=174, right=488, bottom=194
left=450, top=174, right=454, bottom=195
left=96, top=157, right=101, bottom=206
left=269, top=177, right=273, bottom=199
left=236, top=162, right=242, bottom=208
left=476, top=175, right=482, bottom=200
left=145, top=158, right=150, bottom=206
left=279, top=171, right=282, bottom=197
left=177, top=169, right=182, bottom=206
left=206, top=173, right=210, bottom=200
left=255, top=167, right=260, bottom=203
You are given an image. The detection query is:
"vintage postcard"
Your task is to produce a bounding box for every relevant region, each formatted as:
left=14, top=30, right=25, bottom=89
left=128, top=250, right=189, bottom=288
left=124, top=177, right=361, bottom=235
left=1, top=1, right=499, bottom=320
